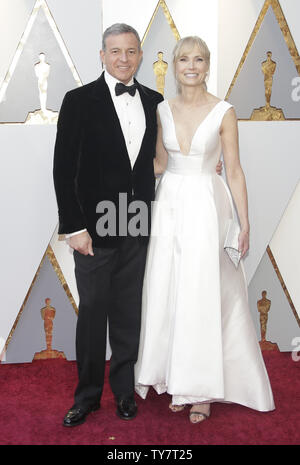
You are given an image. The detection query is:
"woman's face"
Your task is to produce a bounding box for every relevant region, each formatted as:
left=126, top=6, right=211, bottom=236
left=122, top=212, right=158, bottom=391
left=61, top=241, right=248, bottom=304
left=175, top=44, right=209, bottom=89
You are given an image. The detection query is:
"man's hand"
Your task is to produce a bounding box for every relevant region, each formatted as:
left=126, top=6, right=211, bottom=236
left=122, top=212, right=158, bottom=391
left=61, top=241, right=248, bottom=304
left=68, top=231, right=94, bottom=256
left=216, top=160, right=223, bottom=175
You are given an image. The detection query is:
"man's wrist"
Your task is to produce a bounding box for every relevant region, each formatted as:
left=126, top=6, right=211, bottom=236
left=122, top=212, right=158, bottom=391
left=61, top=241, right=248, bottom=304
left=65, top=229, right=87, bottom=239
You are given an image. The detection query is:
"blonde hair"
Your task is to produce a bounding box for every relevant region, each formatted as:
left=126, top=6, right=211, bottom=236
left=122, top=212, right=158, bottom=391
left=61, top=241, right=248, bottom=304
left=173, top=36, right=210, bottom=92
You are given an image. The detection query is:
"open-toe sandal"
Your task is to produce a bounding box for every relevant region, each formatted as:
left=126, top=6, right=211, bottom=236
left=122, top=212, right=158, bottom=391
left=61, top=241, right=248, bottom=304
left=189, top=410, right=210, bottom=424
left=169, top=403, right=186, bottom=413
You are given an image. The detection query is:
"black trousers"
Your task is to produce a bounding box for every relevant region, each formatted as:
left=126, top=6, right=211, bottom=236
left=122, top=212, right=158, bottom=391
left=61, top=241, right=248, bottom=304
left=73, top=236, right=147, bottom=408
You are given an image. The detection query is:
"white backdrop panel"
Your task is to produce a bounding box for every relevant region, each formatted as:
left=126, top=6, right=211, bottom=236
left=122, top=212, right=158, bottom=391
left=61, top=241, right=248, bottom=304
left=218, top=0, right=300, bottom=99
left=238, top=122, right=300, bottom=284
left=0, top=126, right=58, bottom=353
left=46, top=0, right=102, bottom=84
left=218, top=0, right=265, bottom=98
left=270, top=181, right=300, bottom=318
left=0, top=0, right=35, bottom=88
left=102, top=0, right=157, bottom=37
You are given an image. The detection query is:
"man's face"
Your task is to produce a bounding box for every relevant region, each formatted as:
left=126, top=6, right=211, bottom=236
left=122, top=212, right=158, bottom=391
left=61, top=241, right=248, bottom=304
left=100, top=32, right=143, bottom=84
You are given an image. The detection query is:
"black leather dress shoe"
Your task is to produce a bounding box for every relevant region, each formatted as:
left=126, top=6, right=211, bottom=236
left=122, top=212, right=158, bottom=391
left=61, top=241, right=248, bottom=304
left=116, top=398, right=137, bottom=420
left=63, top=403, right=100, bottom=427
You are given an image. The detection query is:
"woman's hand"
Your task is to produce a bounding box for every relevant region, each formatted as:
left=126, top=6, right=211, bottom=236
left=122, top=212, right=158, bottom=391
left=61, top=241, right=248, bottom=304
left=238, top=229, right=249, bottom=257
left=216, top=160, right=223, bottom=175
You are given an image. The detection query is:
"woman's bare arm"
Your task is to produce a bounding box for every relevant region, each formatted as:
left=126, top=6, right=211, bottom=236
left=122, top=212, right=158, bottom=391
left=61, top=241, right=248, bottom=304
left=220, top=107, right=249, bottom=257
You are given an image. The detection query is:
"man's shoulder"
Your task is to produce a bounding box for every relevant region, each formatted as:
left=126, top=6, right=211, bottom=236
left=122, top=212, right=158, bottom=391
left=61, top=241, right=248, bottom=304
left=136, top=81, right=164, bottom=104
left=64, top=78, right=100, bottom=101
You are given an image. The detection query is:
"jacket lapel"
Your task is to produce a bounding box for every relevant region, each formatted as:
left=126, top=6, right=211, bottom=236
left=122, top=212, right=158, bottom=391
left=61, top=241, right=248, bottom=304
left=133, top=79, right=155, bottom=170
left=91, top=73, right=132, bottom=169
left=90, top=74, right=155, bottom=171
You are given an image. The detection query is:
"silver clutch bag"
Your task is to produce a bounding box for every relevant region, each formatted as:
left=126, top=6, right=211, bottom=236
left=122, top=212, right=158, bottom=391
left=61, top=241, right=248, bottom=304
left=224, top=218, right=241, bottom=268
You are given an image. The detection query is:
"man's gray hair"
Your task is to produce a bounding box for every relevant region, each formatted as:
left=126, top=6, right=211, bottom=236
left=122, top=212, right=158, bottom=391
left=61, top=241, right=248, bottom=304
left=102, top=23, right=141, bottom=51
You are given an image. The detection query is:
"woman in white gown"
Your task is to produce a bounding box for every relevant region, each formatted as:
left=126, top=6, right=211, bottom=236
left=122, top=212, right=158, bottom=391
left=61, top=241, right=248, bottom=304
left=135, top=36, right=275, bottom=423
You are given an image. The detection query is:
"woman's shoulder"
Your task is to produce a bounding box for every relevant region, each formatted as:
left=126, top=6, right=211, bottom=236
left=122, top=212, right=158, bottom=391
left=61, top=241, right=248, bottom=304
left=207, top=93, right=221, bottom=104
left=206, top=94, right=230, bottom=107
left=209, top=94, right=234, bottom=111
left=164, top=97, right=180, bottom=109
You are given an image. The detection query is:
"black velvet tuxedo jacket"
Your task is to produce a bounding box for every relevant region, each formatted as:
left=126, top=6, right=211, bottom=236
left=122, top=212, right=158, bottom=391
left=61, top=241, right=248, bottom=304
left=53, top=73, right=163, bottom=248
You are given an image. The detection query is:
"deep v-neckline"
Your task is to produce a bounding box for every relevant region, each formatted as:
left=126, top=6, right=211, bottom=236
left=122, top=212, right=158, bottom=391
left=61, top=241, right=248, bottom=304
left=166, top=100, right=223, bottom=156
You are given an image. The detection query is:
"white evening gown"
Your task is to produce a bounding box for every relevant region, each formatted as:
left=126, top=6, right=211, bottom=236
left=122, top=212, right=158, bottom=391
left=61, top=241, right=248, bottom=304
left=135, top=99, right=275, bottom=412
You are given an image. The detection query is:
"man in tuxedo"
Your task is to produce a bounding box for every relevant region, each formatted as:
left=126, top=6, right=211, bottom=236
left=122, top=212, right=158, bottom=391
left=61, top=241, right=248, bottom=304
left=54, top=23, right=163, bottom=426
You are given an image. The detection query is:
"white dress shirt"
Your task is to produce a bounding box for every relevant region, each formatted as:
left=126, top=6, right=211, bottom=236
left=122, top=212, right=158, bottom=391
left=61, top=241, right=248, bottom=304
left=104, top=70, right=146, bottom=167
left=66, top=71, right=146, bottom=238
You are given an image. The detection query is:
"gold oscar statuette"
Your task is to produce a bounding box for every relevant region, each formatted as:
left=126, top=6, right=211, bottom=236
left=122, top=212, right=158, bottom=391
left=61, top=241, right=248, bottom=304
left=153, top=51, right=168, bottom=96
left=257, top=291, right=279, bottom=351
left=251, top=51, right=285, bottom=120
left=33, top=298, right=66, bottom=360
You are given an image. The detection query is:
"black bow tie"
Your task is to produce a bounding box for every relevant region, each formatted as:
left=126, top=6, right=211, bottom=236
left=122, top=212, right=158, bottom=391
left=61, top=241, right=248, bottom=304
left=115, top=82, right=137, bottom=97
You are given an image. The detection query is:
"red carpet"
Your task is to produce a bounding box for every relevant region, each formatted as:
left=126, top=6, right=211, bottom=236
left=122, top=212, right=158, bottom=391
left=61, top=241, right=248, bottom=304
left=0, top=351, right=299, bottom=445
